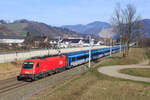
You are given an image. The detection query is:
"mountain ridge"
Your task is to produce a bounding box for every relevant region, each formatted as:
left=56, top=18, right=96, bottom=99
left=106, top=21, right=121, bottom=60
left=0, top=19, right=150, bottom=39
left=62, top=19, right=150, bottom=39
left=62, top=21, right=111, bottom=35
left=0, top=19, right=84, bottom=39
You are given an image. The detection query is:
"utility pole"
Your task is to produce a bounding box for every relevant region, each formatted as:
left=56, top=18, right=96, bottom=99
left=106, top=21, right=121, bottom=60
left=16, top=51, right=18, bottom=61
left=15, top=46, right=18, bottom=61
left=48, top=47, right=50, bottom=56
left=89, top=36, right=92, bottom=68
left=57, top=36, right=61, bottom=55
left=110, top=38, right=112, bottom=56
left=120, top=35, right=122, bottom=53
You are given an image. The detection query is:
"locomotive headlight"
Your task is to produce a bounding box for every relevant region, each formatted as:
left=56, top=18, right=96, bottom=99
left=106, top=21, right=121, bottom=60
left=59, top=61, right=63, bottom=65
left=33, top=69, right=35, bottom=74
left=25, top=71, right=29, bottom=74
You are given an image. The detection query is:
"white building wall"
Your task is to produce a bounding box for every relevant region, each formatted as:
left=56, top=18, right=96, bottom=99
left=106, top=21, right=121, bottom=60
left=0, top=39, right=24, bottom=44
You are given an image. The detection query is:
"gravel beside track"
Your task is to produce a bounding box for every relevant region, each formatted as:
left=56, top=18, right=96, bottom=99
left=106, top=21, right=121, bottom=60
left=0, top=82, right=29, bottom=94
left=98, top=60, right=150, bottom=83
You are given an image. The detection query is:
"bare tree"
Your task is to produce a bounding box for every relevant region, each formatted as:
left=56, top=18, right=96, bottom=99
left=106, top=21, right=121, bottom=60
left=21, top=32, right=33, bottom=51
left=111, top=4, right=142, bottom=57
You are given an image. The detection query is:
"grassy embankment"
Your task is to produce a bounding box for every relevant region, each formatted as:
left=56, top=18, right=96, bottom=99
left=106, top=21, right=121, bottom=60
left=120, top=48, right=150, bottom=78
left=120, top=68, right=150, bottom=78
left=30, top=48, right=150, bottom=100
left=146, top=49, right=150, bottom=65
left=0, top=60, right=23, bottom=80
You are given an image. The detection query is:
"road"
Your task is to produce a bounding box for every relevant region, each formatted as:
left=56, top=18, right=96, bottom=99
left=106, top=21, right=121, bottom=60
left=0, top=46, right=107, bottom=63
left=98, top=60, right=150, bottom=83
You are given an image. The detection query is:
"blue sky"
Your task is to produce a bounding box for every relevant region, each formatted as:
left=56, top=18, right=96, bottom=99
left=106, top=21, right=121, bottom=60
left=0, top=0, right=150, bottom=26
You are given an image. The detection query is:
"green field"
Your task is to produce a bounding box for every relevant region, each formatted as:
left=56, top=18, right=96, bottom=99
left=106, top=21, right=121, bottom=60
left=121, top=68, right=150, bottom=78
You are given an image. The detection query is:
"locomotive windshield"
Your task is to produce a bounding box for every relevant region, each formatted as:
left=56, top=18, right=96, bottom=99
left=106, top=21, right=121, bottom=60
left=23, top=62, right=34, bottom=69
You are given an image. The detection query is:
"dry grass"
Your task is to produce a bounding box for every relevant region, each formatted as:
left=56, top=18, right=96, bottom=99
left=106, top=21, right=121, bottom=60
left=99, top=48, right=147, bottom=66
left=0, top=60, right=23, bottom=80
left=33, top=69, right=150, bottom=100
left=119, top=48, right=150, bottom=78
left=29, top=48, right=150, bottom=100
left=121, top=68, right=150, bottom=78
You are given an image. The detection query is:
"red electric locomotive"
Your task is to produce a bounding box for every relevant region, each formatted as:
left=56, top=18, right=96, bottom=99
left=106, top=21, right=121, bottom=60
left=17, top=55, right=68, bottom=81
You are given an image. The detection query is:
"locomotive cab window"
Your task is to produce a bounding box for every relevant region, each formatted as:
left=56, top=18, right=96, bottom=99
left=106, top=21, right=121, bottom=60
left=23, top=62, right=34, bottom=69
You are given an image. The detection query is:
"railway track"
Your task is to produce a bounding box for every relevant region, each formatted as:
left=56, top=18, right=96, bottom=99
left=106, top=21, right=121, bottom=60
left=0, top=69, right=67, bottom=94
left=0, top=61, right=98, bottom=95
left=0, top=71, right=66, bottom=94
left=0, top=81, right=30, bottom=94
left=0, top=62, right=90, bottom=94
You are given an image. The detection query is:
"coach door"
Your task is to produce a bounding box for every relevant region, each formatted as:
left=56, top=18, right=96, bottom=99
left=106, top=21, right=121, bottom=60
left=35, top=63, right=40, bottom=74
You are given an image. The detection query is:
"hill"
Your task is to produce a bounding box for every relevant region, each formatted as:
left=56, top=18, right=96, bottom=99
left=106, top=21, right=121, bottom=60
left=141, top=19, right=150, bottom=36
left=0, top=19, right=83, bottom=39
left=62, top=19, right=150, bottom=39
left=62, top=21, right=111, bottom=35
left=1, top=19, right=150, bottom=39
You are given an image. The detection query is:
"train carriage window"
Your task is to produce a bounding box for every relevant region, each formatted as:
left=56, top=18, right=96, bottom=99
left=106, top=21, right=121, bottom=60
left=94, top=52, right=101, bottom=55
left=85, top=55, right=89, bottom=58
left=77, top=56, right=82, bottom=60
left=72, top=54, right=90, bottom=61
left=72, top=57, right=76, bottom=61
left=77, top=55, right=86, bottom=60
